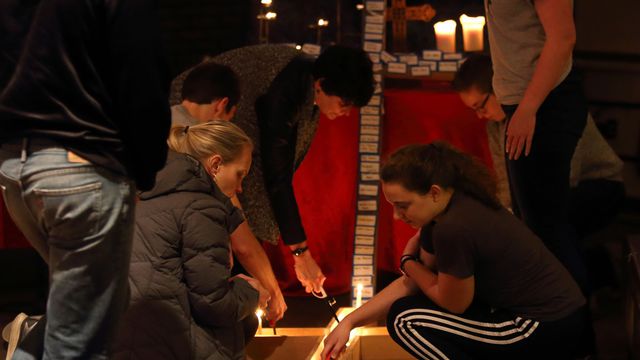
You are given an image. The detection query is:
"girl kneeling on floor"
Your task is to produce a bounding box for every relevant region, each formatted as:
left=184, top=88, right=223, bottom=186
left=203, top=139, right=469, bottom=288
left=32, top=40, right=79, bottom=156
left=322, top=142, right=587, bottom=360
left=114, top=121, right=269, bottom=360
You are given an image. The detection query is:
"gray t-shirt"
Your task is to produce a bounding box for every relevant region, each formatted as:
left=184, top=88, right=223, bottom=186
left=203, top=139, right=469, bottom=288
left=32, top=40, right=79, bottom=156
left=485, top=0, right=573, bottom=105
left=171, top=104, right=198, bottom=127
left=420, top=192, right=585, bottom=321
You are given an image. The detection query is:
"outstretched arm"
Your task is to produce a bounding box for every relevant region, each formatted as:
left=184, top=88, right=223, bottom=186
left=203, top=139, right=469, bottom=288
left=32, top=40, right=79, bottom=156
left=321, top=276, right=418, bottom=359
left=229, top=199, right=287, bottom=323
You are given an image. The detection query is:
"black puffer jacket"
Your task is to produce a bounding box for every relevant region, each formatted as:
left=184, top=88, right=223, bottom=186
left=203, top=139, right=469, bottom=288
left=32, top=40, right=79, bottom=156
left=113, top=151, right=258, bottom=360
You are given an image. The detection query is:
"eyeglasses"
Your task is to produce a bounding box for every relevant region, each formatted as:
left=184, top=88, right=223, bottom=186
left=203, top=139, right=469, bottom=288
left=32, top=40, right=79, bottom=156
left=473, top=93, right=491, bottom=114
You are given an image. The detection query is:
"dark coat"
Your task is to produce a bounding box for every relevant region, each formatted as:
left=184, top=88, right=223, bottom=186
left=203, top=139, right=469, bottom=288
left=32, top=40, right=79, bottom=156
left=113, top=151, right=258, bottom=360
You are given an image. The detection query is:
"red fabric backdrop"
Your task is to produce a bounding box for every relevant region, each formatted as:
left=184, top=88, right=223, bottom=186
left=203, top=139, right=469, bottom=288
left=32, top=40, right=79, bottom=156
left=267, top=82, right=494, bottom=296
left=0, top=82, right=493, bottom=297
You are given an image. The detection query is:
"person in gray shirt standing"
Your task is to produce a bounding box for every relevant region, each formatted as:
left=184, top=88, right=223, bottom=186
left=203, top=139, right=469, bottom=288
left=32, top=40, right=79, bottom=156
left=485, top=0, right=590, bottom=295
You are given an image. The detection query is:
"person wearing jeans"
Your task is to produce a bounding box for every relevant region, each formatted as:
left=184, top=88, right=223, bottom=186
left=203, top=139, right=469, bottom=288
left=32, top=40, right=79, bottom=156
left=0, top=0, right=171, bottom=358
left=0, top=145, right=136, bottom=359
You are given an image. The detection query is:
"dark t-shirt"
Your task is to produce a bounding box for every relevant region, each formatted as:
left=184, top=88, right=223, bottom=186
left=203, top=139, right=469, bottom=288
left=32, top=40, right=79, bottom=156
left=420, top=192, right=585, bottom=321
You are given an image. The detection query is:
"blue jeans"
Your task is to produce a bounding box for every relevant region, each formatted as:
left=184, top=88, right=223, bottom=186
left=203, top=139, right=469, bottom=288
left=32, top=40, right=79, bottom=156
left=0, top=142, right=136, bottom=360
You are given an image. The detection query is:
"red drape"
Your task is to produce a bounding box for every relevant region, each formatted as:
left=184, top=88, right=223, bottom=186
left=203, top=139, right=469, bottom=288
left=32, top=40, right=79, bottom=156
left=267, top=82, right=494, bottom=296
left=376, top=85, right=494, bottom=275
left=0, top=82, right=494, bottom=297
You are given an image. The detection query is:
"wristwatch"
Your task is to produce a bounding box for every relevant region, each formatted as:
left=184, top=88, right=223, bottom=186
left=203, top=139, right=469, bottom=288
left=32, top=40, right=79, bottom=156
left=291, top=246, right=309, bottom=257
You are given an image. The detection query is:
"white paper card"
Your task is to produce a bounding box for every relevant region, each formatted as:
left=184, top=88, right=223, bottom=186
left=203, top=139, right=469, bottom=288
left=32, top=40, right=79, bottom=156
left=365, top=23, right=384, bottom=34
left=366, top=15, right=385, bottom=24
left=359, top=142, right=378, bottom=153
left=398, top=54, right=419, bottom=65
left=422, top=50, right=442, bottom=60
left=352, top=276, right=373, bottom=286
left=354, top=265, right=374, bottom=276
left=419, top=60, right=438, bottom=71
left=381, top=51, right=397, bottom=63
left=355, top=235, right=375, bottom=246
left=361, top=114, right=380, bottom=125
left=361, top=126, right=379, bottom=135
left=364, top=32, right=384, bottom=41
left=360, top=134, right=379, bottom=143
left=355, top=245, right=375, bottom=255
left=354, top=255, right=373, bottom=265
left=364, top=41, right=383, bottom=53
left=357, top=215, right=377, bottom=226
left=361, top=106, right=379, bottom=115
left=443, top=52, right=463, bottom=60
left=366, top=1, right=385, bottom=11
left=361, top=162, right=380, bottom=173
left=358, top=200, right=378, bottom=211
left=387, top=62, right=407, bottom=74
left=361, top=173, right=380, bottom=181
left=361, top=155, right=380, bottom=162
left=356, top=226, right=375, bottom=236
left=359, top=184, right=379, bottom=196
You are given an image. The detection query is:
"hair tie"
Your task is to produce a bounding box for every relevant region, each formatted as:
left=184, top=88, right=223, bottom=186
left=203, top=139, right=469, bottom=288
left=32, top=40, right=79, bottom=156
left=184, top=126, right=190, bottom=134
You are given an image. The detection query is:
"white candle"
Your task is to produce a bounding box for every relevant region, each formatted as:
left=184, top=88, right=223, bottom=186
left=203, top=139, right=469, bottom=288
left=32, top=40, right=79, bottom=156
left=355, top=283, right=363, bottom=308
left=256, top=309, right=264, bottom=334
left=433, top=20, right=457, bottom=53
left=459, top=15, right=486, bottom=52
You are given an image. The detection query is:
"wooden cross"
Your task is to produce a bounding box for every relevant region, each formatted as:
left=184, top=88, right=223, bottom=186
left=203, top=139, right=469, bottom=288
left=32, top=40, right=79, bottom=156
left=386, top=0, right=436, bottom=52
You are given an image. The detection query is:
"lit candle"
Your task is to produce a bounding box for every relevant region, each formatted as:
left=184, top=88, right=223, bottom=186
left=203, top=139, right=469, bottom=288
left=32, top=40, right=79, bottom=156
left=459, top=14, right=486, bottom=52
left=256, top=309, right=264, bottom=334
left=355, top=283, right=363, bottom=308
left=433, top=20, right=457, bottom=53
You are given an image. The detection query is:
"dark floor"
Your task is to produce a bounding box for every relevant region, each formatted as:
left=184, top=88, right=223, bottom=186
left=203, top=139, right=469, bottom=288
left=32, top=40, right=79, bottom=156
left=1, top=207, right=638, bottom=359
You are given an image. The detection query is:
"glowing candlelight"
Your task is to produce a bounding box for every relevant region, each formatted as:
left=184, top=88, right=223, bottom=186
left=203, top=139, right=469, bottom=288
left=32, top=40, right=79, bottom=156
left=459, top=14, right=486, bottom=52
left=256, top=308, right=264, bottom=334
left=265, top=12, right=277, bottom=20
left=317, top=18, right=329, bottom=27
left=433, top=20, right=457, bottom=53
left=355, top=283, right=363, bottom=308
left=261, top=0, right=272, bottom=6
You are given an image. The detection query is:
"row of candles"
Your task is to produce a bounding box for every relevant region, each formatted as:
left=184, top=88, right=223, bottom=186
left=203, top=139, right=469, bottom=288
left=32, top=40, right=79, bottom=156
left=434, top=14, right=486, bottom=53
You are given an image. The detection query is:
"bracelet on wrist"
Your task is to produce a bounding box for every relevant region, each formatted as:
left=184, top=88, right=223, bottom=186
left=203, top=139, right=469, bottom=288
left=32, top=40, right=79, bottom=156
left=399, top=255, right=421, bottom=276
left=291, top=246, right=309, bottom=257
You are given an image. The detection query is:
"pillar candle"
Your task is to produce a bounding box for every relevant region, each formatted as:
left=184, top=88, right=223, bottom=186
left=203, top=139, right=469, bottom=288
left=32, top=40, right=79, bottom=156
left=434, top=20, right=457, bottom=53
left=460, top=14, right=486, bottom=52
